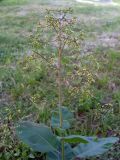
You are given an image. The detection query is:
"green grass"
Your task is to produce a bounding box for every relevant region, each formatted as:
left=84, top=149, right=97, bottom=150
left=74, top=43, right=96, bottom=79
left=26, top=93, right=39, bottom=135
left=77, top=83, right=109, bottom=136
left=1, top=0, right=120, bottom=64
left=0, top=1, right=120, bottom=159
left=0, top=0, right=120, bottom=115
left=0, top=0, right=28, bottom=5
left=0, top=0, right=120, bottom=105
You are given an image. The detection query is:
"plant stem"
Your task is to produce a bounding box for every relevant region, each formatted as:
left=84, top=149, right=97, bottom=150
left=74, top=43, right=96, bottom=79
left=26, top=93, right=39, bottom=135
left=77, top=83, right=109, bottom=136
left=58, top=19, right=64, bottom=160
left=58, top=20, right=63, bottom=129
left=58, top=46, right=63, bottom=128
left=61, top=139, right=65, bottom=160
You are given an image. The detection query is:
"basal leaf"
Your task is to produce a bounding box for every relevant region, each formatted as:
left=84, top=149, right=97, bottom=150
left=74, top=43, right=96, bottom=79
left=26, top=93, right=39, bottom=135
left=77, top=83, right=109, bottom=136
left=51, top=107, right=74, bottom=129
left=52, top=107, right=74, bottom=121
left=51, top=116, right=70, bottom=129
left=73, top=137, right=119, bottom=158
left=16, top=121, right=60, bottom=154
left=46, top=143, right=75, bottom=160
left=62, top=135, right=88, bottom=144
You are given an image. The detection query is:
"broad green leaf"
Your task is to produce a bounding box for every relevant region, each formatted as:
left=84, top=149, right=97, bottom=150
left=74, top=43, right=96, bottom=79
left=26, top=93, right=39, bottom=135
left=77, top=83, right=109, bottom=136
left=51, top=107, right=74, bottom=129
left=61, top=135, right=88, bottom=144
left=52, top=107, right=74, bottom=121
left=16, top=121, right=60, bottom=154
left=60, top=107, right=74, bottom=120
left=46, top=152, right=59, bottom=160
left=73, top=137, right=119, bottom=158
left=46, top=143, right=75, bottom=160
left=51, top=116, right=70, bottom=129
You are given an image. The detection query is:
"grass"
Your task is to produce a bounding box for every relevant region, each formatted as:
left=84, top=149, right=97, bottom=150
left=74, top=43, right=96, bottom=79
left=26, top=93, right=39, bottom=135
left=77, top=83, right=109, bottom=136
left=0, top=0, right=120, bottom=126
left=0, top=0, right=120, bottom=62
left=0, top=0, right=120, bottom=160
left=0, top=0, right=28, bottom=5
left=0, top=0, right=120, bottom=125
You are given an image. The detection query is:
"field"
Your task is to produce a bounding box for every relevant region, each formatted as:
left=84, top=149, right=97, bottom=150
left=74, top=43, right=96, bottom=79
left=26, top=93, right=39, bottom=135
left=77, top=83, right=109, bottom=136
left=0, top=0, right=120, bottom=160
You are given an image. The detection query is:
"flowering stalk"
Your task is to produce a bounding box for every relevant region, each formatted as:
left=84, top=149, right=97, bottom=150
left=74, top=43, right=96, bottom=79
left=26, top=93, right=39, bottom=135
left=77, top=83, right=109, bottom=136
left=58, top=19, right=63, bottom=129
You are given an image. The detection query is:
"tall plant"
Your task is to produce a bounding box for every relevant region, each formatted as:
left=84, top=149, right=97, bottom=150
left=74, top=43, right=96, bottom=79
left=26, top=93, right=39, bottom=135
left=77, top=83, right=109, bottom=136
left=30, top=8, right=82, bottom=125
left=16, top=9, right=118, bottom=160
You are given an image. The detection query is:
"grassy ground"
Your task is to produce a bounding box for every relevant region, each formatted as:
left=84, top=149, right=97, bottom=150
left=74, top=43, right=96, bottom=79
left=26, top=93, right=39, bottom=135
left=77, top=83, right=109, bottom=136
left=0, top=0, right=120, bottom=160
left=1, top=0, right=120, bottom=63
left=1, top=0, right=120, bottom=107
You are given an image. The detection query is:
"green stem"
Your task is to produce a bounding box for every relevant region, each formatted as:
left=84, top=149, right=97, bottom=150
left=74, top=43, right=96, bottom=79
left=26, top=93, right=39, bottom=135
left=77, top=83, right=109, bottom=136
left=58, top=20, right=63, bottom=129
left=58, top=47, right=63, bottom=128
left=58, top=18, right=64, bottom=160
left=61, top=139, right=65, bottom=160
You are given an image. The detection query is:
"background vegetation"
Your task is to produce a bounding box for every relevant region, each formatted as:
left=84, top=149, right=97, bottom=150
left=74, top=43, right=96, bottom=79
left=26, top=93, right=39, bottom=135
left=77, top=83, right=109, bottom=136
left=0, top=0, right=120, bottom=160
